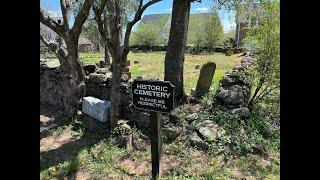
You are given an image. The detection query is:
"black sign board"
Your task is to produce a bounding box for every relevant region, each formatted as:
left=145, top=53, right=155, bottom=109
left=132, top=79, right=175, bottom=178
left=132, top=79, right=175, bottom=113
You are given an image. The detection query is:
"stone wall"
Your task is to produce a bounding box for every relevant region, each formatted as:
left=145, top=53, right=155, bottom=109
left=41, top=44, right=100, bottom=54
left=214, top=56, right=257, bottom=119
left=40, top=61, right=113, bottom=107
left=40, top=62, right=68, bottom=107
left=130, top=45, right=245, bottom=54
left=78, top=44, right=100, bottom=53
left=40, top=60, right=131, bottom=115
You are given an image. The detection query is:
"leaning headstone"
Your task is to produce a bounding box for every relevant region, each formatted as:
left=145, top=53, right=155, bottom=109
left=99, top=60, right=106, bottom=68
left=82, top=96, right=110, bottom=122
left=191, top=61, right=216, bottom=97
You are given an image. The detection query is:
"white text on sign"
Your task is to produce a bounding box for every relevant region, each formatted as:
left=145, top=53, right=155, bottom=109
left=133, top=84, right=171, bottom=98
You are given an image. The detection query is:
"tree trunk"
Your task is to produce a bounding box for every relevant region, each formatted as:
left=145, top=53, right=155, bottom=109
left=57, top=41, right=86, bottom=117
left=110, top=55, right=122, bottom=128
left=105, top=45, right=111, bottom=66
left=164, top=0, right=191, bottom=103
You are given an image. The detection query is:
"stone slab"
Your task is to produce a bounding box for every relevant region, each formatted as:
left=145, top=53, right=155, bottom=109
left=82, top=96, right=110, bottom=122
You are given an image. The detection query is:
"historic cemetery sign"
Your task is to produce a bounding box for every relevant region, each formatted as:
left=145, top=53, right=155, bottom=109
left=131, top=79, right=175, bottom=179
left=132, top=79, right=175, bottom=113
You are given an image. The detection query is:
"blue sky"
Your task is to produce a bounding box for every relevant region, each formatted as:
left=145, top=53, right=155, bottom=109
left=40, top=0, right=236, bottom=32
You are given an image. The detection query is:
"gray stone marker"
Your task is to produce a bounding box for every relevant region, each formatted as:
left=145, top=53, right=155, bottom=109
left=82, top=96, right=110, bottom=122
left=191, top=61, right=216, bottom=97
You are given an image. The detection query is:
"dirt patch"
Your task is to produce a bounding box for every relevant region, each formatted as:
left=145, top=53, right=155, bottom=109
left=162, top=154, right=183, bottom=174
left=40, top=126, right=78, bottom=152
left=119, top=159, right=151, bottom=176
left=178, top=103, right=203, bottom=114
left=40, top=103, right=75, bottom=153
left=70, top=169, right=92, bottom=180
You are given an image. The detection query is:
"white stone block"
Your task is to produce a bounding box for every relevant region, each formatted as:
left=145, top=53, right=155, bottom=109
left=82, top=96, right=110, bottom=122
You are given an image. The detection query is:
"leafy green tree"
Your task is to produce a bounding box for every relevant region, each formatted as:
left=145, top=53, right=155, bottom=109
left=130, top=22, right=164, bottom=46
left=244, top=1, right=280, bottom=109
left=187, top=11, right=224, bottom=47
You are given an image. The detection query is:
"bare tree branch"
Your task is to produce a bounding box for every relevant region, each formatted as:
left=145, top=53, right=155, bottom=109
left=71, top=0, right=92, bottom=38
left=40, top=10, right=66, bottom=38
left=40, top=34, right=59, bottom=56
left=92, top=0, right=107, bottom=17
left=101, top=0, right=120, bottom=55
left=40, top=34, right=69, bottom=60
left=92, top=0, right=107, bottom=42
left=60, top=0, right=73, bottom=29
left=122, top=0, right=162, bottom=58
left=132, top=0, right=162, bottom=26
left=253, top=85, right=279, bottom=104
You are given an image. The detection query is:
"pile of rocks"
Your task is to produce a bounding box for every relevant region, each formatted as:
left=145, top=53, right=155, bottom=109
left=83, top=62, right=112, bottom=100
left=214, top=56, right=257, bottom=119
left=189, top=120, right=226, bottom=150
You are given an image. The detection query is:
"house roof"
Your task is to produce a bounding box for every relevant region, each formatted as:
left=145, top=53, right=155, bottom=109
left=140, top=13, right=171, bottom=24
left=140, top=13, right=211, bottom=25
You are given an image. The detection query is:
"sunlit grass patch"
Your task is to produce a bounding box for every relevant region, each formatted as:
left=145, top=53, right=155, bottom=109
left=42, top=51, right=241, bottom=92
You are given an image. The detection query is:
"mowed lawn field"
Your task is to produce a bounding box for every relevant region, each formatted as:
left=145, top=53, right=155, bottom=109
left=77, top=51, right=244, bottom=93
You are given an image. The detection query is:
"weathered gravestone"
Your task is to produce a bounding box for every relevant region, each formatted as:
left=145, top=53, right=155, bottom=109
left=82, top=96, right=110, bottom=122
left=99, top=60, right=106, bottom=68
left=191, top=61, right=216, bottom=97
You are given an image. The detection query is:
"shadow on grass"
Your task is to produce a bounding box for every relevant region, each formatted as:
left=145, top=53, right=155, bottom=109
left=40, top=103, right=69, bottom=140
left=40, top=104, right=113, bottom=179
left=40, top=129, right=113, bottom=180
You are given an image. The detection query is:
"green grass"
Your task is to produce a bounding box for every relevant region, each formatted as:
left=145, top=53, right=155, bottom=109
left=42, top=51, right=242, bottom=92
left=129, top=51, right=242, bottom=92
left=78, top=51, right=242, bottom=93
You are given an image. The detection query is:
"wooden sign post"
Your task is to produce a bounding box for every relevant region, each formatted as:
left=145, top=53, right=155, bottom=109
left=149, top=111, right=161, bottom=178
left=132, top=79, right=175, bottom=179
